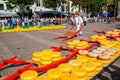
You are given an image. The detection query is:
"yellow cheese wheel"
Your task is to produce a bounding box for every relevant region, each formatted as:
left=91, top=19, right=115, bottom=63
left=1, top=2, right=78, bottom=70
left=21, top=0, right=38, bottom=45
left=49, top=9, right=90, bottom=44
left=71, top=67, right=87, bottom=78
left=61, top=73, right=79, bottom=80
left=81, top=41, right=88, bottom=46
left=58, top=63, right=73, bottom=73
left=32, top=52, right=43, bottom=58
left=96, top=67, right=102, bottom=72
left=87, top=71, right=96, bottom=77
left=67, top=45, right=75, bottom=49
left=73, top=40, right=80, bottom=44
left=89, top=60, right=102, bottom=68
left=32, top=57, right=40, bottom=63
left=52, top=52, right=61, bottom=58
left=76, top=55, right=89, bottom=63
left=101, top=60, right=111, bottom=64
left=40, top=54, right=52, bottom=61
left=42, top=49, right=53, bottom=55
left=82, top=63, right=96, bottom=73
left=47, top=68, right=62, bottom=79
left=52, top=57, right=61, bottom=62
left=20, top=70, right=38, bottom=80
left=79, top=77, right=88, bottom=80
left=68, top=60, right=82, bottom=67
left=35, top=76, right=52, bottom=80
left=78, top=50, right=88, bottom=56
left=67, top=42, right=75, bottom=46
left=40, top=60, right=53, bottom=65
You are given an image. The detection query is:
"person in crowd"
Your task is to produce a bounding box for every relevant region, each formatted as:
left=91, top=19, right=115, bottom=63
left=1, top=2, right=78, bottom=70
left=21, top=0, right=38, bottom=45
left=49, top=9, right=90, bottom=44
left=7, top=18, right=12, bottom=27
left=73, top=11, right=84, bottom=36
left=18, top=18, right=22, bottom=26
left=11, top=16, right=17, bottom=29
left=83, top=16, right=87, bottom=26
left=23, top=16, right=29, bottom=27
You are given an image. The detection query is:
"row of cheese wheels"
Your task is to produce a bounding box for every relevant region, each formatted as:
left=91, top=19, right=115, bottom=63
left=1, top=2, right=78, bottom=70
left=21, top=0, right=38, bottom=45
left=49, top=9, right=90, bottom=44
left=32, top=49, right=62, bottom=65
left=105, top=29, right=120, bottom=37
left=90, top=35, right=107, bottom=42
left=2, top=25, right=66, bottom=33
left=67, top=40, right=89, bottom=49
left=20, top=58, right=103, bottom=80
left=78, top=47, right=118, bottom=61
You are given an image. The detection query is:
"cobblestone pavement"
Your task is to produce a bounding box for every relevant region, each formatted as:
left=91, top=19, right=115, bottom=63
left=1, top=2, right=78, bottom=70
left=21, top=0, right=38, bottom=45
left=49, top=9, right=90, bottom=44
left=0, top=21, right=120, bottom=80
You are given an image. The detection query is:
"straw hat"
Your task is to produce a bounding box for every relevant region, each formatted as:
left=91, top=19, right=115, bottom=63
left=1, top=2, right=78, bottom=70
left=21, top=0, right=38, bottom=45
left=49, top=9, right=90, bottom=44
left=75, top=11, right=80, bottom=15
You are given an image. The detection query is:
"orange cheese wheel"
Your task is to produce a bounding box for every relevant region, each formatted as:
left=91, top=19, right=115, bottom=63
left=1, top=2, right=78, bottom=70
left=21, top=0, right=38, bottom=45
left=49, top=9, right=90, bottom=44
left=42, top=49, right=53, bottom=55
left=61, top=73, right=79, bottom=80
left=20, top=70, right=38, bottom=80
left=101, top=60, right=111, bottom=64
left=32, top=52, right=43, bottom=58
left=32, top=57, right=40, bottom=63
left=58, top=64, right=73, bottom=73
left=76, top=55, right=89, bottom=63
left=87, top=71, right=96, bottom=77
left=35, top=76, right=52, bottom=80
left=78, top=77, right=88, bottom=80
left=52, top=57, right=61, bottom=62
left=67, top=42, right=75, bottom=46
left=68, top=60, right=82, bottom=67
left=82, top=63, right=96, bottom=73
left=47, top=68, right=62, bottom=79
left=40, top=54, right=52, bottom=61
left=67, top=45, right=75, bottom=49
left=89, top=60, right=102, bottom=68
left=40, top=60, right=53, bottom=65
left=96, top=67, right=102, bottom=72
left=71, top=67, right=87, bottom=78
left=52, top=52, right=61, bottom=58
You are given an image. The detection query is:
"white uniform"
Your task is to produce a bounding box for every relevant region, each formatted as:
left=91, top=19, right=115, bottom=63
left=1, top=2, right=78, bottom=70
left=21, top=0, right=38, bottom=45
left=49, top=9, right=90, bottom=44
left=74, top=16, right=83, bottom=35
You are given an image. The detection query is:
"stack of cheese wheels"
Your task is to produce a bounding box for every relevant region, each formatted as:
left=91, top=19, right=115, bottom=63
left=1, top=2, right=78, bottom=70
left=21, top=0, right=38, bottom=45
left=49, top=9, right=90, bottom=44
left=98, top=36, right=106, bottom=41
left=82, top=63, right=96, bottom=77
left=32, top=52, right=43, bottom=63
left=35, top=76, right=52, bottom=80
left=75, top=41, right=88, bottom=49
left=76, top=55, right=89, bottom=63
left=98, top=54, right=111, bottom=64
left=71, top=67, right=88, bottom=80
left=68, top=60, right=82, bottom=67
left=89, top=60, right=103, bottom=72
left=90, top=35, right=99, bottom=42
left=58, top=63, right=73, bottom=73
left=40, top=54, right=53, bottom=65
left=78, top=50, right=89, bottom=56
left=20, top=70, right=38, bottom=80
left=46, top=68, right=63, bottom=80
left=61, top=73, right=79, bottom=80
left=40, top=49, right=53, bottom=65
left=67, top=42, right=75, bottom=49
left=52, top=51, right=62, bottom=62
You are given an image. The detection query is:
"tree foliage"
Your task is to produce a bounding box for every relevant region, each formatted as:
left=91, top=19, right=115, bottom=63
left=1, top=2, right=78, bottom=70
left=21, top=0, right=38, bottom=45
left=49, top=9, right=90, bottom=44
left=7, top=0, right=35, bottom=16
left=43, top=0, right=67, bottom=11
left=71, top=0, right=107, bottom=13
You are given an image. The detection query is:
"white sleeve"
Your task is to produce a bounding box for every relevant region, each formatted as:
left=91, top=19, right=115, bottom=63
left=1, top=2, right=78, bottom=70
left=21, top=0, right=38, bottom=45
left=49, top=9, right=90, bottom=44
left=79, top=17, right=83, bottom=23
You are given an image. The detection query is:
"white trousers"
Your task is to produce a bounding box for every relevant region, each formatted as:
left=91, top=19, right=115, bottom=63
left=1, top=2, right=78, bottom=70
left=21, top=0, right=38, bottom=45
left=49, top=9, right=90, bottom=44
left=76, top=24, right=82, bottom=35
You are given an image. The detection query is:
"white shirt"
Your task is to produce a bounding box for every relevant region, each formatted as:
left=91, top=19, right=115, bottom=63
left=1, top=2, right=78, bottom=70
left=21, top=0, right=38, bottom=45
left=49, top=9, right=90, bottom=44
left=74, top=16, right=83, bottom=25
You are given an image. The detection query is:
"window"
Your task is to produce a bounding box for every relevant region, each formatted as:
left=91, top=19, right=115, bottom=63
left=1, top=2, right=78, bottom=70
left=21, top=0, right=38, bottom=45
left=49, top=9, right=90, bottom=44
left=0, top=4, right=4, bottom=10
